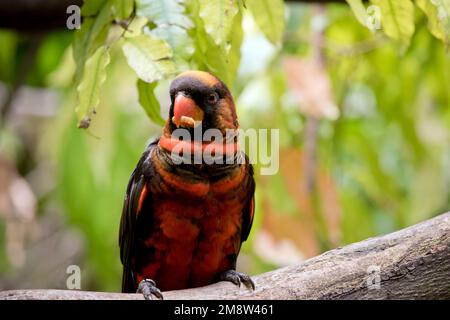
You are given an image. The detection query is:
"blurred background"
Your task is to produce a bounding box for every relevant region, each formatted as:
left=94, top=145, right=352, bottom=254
left=0, top=0, right=449, bottom=292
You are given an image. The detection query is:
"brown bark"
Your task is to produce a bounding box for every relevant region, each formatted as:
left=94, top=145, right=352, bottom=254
left=1, top=212, right=449, bottom=300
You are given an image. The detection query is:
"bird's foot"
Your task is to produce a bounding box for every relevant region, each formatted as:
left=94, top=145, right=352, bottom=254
left=220, top=270, right=255, bottom=290
left=137, top=279, right=164, bottom=300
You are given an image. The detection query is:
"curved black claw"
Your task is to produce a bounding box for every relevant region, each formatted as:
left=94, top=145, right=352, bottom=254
left=137, top=279, right=164, bottom=300
left=220, top=270, right=255, bottom=290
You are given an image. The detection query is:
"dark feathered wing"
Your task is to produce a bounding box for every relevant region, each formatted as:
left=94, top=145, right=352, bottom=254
left=119, top=141, right=157, bottom=293
left=241, top=162, right=255, bottom=243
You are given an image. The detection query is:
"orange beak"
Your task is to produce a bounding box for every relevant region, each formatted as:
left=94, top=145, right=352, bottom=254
left=172, top=93, right=204, bottom=128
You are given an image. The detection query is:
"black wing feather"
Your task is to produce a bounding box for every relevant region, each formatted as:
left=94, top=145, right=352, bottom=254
left=241, top=162, right=255, bottom=242
left=119, top=141, right=157, bottom=293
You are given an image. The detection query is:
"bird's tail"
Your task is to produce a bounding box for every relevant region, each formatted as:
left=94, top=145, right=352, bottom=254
left=121, top=267, right=136, bottom=293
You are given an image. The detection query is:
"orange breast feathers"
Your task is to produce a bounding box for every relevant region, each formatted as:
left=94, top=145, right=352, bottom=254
left=151, top=150, right=247, bottom=198
left=133, top=155, right=251, bottom=290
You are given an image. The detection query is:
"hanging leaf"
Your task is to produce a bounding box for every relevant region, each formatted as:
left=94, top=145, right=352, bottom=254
left=198, top=0, right=239, bottom=47
left=186, top=0, right=241, bottom=86
left=346, top=0, right=369, bottom=26
left=371, top=0, right=415, bottom=51
left=136, top=0, right=192, bottom=29
left=246, top=0, right=285, bottom=45
left=148, top=25, right=195, bottom=61
left=225, top=9, right=243, bottom=85
left=0, top=31, right=18, bottom=83
left=190, top=21, right=228, bottom=82
left=81, top=0, right=109, bottom=16
left=137, top=0, right=194, bottom=61
left=416, top=0, right=450, bottom=46
left=111, top=0, right=134, bottom=21
left=122, top=35, right=176, bottom=83
left=123, top=16, right=148, bottom=38
left=74, top=1, right=114, bottom=82
left=75, top=46, right=111, bottom=129
left=137, top=80, right=166, bottom=126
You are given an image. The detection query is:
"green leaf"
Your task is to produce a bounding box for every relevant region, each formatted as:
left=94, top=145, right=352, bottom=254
left=136, top=0, right=192, bottom=29
left=246, top=0, right=285, bottom=45
left=81, top=0, right=108, bottom=16
left=186, top=0, right=242, bottom=86
left=416, top=0, right=450, bottom=46
left=75, top=46, right=111, bottom=128
left=225, top=9, right=243, bottom=84
left=122, top=35, right=176, bottom=83
left=73, top=1, right=114, bottom=82
left=371, top=0, right=415, bottom=51
left=346, top=0, right=368, bottom=26
left=137, top=80, right=166, bottom=126
left=148, top=25, right=195, bottom=61
left=136, top=0, right=194, bottom=60
left=111, top=0, right=134, bottom=20
left=123, top=16, right=148, bottom=38
left=0, top=30, right=17, bottom=82
left=199, top=0, right=239, bottom=47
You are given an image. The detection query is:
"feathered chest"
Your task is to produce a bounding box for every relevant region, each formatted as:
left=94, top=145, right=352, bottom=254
left=148, top=147, right=251, bottom=200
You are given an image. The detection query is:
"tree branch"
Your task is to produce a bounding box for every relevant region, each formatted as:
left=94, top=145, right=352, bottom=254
left=1, top=212, right=449, bottom=300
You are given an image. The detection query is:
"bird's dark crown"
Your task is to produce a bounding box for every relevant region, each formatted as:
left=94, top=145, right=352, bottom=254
left=169, top=71, right=231, bottom=107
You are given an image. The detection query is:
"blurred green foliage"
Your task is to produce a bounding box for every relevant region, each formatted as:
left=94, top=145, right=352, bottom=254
left=0, top=0, right=449, bottom=291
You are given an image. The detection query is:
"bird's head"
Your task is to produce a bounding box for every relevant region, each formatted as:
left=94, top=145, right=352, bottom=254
left=165, top=70, right=238, bottom=134
left=159, top=71, right=240, bottom=159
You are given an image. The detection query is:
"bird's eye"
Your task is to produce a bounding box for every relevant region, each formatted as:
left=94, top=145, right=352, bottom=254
left=206, top=92, right=219, bottom=105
